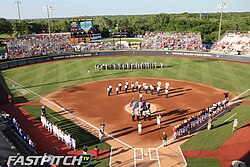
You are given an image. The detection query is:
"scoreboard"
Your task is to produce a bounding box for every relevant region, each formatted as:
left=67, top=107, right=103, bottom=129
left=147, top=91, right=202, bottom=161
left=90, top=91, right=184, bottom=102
left=69, top=18, right=93, bottom=39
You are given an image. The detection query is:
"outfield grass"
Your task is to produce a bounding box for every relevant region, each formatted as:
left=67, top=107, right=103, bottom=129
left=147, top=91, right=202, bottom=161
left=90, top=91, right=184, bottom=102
left=2, top=56, right=250, bottom=102
left=186, top=158, right=221, bottom=167
left=181, top=104, right=250, bottom=150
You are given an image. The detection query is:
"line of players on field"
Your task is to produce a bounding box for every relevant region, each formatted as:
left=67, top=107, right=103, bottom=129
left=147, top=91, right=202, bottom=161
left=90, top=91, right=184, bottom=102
left=95, top=62, right=163, bottom=70
left=173, top=96, right=230, bottom=140
left=107, top=80, right=170, bottom=97
left=40, top=106, right=76, bottom=150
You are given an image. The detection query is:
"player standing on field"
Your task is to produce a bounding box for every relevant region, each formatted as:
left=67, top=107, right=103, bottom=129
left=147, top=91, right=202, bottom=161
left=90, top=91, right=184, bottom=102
left=162, top=132, right=167, bottom=147
left=138, top=122, right=142, bottom=135
left=116, top=86, right=119, bottom=95
left=139, top=93, right=143, bottom=102
left=118, top=82, right=122, bottom=91
left=131, top=83, right=135, bottom=92
left=157, top=114, right=161, bottom=128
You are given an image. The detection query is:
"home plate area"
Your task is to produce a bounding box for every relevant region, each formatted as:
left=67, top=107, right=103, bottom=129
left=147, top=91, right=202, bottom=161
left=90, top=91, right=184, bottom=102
left=134, top=148, right=161, bottom=167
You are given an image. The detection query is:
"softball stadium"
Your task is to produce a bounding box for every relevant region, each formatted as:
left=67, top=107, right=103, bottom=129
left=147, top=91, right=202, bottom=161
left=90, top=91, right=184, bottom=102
left=0, top=2, right=250, bottom=167
left=0, top=50, right=250, bottom=167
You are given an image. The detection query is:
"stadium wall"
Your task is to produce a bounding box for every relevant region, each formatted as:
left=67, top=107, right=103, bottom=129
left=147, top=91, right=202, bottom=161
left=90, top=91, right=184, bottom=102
left=0, top=51, right=250, bottom=70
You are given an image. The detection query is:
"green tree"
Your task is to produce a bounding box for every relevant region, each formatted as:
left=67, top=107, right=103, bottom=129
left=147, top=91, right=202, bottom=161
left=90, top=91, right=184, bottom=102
left=0, top=18, right=12, bottom=34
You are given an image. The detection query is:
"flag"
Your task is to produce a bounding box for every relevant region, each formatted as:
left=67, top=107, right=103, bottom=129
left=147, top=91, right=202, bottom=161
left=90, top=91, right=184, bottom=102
left=132, top=102, right=139, bottom=111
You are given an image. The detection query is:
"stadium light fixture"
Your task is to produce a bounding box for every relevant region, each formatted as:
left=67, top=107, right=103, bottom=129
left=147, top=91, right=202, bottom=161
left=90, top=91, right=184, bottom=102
left=217, top=2, right=228, bottom=41
left=43, top=5, right=54, bottom=38
left=14, top=0, right=22, bottom=22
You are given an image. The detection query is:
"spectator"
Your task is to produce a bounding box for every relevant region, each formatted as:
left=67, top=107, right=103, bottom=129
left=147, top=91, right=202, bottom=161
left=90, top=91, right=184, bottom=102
left=83, top=145, right=88, bottom=154
left=94, top=146, right=99, bottom=160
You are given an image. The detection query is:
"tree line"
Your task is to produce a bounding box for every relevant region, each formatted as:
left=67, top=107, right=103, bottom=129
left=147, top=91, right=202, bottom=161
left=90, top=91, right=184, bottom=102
left=0, top=12, right=249, bottom=43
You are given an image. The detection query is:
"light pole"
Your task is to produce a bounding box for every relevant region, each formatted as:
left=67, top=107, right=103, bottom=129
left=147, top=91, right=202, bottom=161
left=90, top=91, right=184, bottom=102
left=14, top=0, right=23, bottom=35
left=43, top=5, right=54, bottom=38
left=217, top=2, right=227, bottom=41
left=15, top=0, right=22, bottom=22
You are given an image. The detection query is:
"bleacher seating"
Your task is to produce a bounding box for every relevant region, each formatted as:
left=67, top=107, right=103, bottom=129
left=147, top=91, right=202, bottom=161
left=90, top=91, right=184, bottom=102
left=211, top=32, right=250, bottom=55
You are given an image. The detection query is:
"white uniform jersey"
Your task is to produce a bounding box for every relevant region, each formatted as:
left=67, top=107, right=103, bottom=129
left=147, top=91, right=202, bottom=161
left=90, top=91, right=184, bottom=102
left=157, top=86, right=161, bottom=91
left=71, top=138, right=76, bottom=150
left=138, top=124, right=142, bottom=133
left=157, top=115, right=161, bottom=125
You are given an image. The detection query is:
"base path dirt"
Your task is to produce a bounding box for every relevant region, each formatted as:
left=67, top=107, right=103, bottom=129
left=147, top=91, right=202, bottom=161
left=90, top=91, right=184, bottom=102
left=183, top=119, right=250, bottom=167
left=242, top=100, right=250, bottom=105
left=41, top=78, right=233, bottom=167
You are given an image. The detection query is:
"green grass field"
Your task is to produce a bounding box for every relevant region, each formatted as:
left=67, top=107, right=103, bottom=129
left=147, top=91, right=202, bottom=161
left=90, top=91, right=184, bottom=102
left=1, top=55, right=250, bottom=167
left=186, top=158, right=221, bottom=167
left=1, top=56, right=250, bottom=102
left=181, top=104, right=250, bottom=150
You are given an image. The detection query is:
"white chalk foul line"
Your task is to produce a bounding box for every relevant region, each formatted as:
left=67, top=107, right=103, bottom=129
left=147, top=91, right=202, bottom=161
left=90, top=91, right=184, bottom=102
left=156, top=137, right=174, bottom=149
left=47, top=113, right=60, bottom=121
left=155, top=148, right=161, bottom=167
left=231, top=89, right=250, bottom=102
left=109, top=146, right=113, bottom=167
left=178, top=146, right=187, bottom=167
left=4, top=76, right=133, bottom=149
left=196, top=108, right=229, bottom=131
left=224, top=113, right=237, bottom=123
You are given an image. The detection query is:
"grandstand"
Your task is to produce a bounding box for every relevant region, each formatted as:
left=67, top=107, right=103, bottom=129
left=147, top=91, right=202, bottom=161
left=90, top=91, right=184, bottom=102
left=212, top=32, right=250, bottom=55
left=142, top=32, right=202, bottom=51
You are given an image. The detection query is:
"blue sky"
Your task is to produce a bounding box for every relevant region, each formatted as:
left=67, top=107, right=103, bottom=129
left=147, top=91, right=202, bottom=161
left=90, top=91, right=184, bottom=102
left=0, top=0, right=249, bottom=19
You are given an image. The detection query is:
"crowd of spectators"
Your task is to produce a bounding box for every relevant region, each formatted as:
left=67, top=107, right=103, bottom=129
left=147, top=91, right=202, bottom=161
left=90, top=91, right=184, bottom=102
left=142, top=32, right=203, bottom=51
left=74, top=42, right=114, bottom=52
left=6, top=34, right=74, bottom=59
left=212, top=32, right=250, bottom=55
left=5, top=31, right=250, bottom=59
left=173, top=96, right=230, bottom=140
left=0, top=108, right=36, bottom=151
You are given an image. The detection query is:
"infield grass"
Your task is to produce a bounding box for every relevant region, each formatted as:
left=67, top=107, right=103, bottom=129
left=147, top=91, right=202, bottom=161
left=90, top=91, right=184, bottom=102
left=186, top=158, right=221, bottom=167
left=181, top=104, right=250, bottom=150
left=1, top=56, right=250, bottom=102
